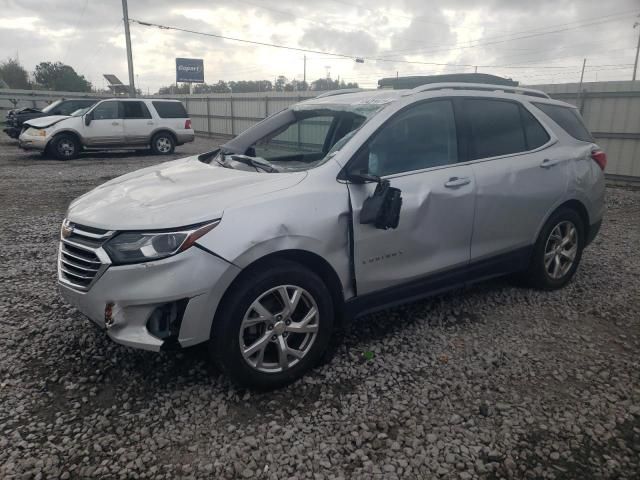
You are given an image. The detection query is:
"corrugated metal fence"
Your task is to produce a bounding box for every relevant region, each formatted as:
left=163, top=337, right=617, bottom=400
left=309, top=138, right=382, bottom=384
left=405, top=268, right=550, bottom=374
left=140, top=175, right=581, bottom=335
left=2, top=82, right=639, bottom=179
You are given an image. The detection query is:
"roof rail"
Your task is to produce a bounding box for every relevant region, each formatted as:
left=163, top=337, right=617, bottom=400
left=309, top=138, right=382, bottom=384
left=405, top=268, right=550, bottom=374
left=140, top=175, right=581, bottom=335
left=404, top=82, right=550, bottom=99
left=314, top=88, right=364, bottom=99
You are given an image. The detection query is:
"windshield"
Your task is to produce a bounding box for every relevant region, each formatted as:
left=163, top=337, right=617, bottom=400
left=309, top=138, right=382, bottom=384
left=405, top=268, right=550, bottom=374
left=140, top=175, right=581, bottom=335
left=205, top=103, right=384, bottom=172
left=71, top=107, right=91, bottom=117
left=42, top=100, right=63, bottom=113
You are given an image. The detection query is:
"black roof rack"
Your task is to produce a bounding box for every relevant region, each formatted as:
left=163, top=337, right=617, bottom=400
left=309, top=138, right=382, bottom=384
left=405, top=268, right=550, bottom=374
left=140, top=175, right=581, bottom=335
left=378, top=73, right=518, bottom=90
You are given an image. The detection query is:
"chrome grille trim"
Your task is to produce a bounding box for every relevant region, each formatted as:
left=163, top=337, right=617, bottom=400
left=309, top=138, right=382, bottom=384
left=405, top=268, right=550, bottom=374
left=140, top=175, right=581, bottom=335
left=58, top=221, right=113, bottom=292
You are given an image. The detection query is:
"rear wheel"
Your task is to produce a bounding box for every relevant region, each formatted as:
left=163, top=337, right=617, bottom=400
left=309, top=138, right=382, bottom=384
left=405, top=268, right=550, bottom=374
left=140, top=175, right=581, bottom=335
left=50, top=133, right=80, bottom=160
left=210, top=261, right=334, bottom=389
left=150, top=132, right=175, bottom=155
left=523, top=208, right=584, bottom=290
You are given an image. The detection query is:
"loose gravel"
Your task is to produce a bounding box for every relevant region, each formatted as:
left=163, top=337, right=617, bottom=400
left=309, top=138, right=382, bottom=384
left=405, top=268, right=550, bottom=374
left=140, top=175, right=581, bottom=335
left=0, top=136, right=639, bottom=480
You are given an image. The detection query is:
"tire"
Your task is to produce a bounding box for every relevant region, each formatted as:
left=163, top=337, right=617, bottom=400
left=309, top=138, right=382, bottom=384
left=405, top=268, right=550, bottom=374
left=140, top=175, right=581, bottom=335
left=50, top=133, right=80, bottom=160
left=210, top=260, right=334, bottom=390
left=523, top=207, right=585, bottom=290
left=150, top=132, right=175, bottom=155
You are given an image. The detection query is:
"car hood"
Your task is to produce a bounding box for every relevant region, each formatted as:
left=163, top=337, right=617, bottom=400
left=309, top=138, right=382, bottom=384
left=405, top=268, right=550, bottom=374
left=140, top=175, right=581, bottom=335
left=24, top=115, right=70, bottom=128
left=67, top=156, right=308, bottom=230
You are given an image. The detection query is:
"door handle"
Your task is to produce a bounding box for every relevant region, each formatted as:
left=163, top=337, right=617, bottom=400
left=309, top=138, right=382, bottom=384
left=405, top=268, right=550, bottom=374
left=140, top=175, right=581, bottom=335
left=540, top=158, right=559, bottom=169
left=147, top=121, right=154, bottom=125
left=111, top=121, right=120, bottom=126
left=444, top=176, right=471, bottom=188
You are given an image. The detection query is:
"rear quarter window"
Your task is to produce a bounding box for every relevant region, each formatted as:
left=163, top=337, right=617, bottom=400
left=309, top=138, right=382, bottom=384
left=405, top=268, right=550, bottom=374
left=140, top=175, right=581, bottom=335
left=152, top=101, right=188, bottom=118
left=533, top=102, right=593, bottom=142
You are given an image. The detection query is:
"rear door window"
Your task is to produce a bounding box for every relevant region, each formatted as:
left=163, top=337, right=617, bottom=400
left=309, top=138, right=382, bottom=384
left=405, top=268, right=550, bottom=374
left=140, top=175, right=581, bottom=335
left=532, top=102, right=593, bottom=142
left=464, top=99, right=527, bottom=160
left=152, top=101, right=188, bottom=118
left=122, top=101, right=152, bottom=119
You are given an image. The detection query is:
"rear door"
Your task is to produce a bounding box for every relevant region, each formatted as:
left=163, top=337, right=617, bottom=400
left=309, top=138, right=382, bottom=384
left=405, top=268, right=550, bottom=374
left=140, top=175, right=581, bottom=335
left=462, top=97, right=567, bottom=262
left=348, top=99, right=476, bottom=295
left=83, top=100, right=124, bottom=146
left=122, top=101, right=154, bottom=146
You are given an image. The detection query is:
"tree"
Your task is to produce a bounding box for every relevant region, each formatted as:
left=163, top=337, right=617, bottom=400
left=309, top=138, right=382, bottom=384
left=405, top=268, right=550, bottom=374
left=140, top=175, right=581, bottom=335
left=33, top=62, right=92, bottom=92
left=158, top=83, right=190, bottom=95
left=0, top=58, right=30, bottom=89
left=310, top=78, right=358, bottom=91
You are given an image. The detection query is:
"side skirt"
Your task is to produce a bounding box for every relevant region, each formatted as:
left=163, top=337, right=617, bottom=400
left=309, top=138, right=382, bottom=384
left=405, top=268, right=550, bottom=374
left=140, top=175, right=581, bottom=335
left=345, top=246, right=532, bottom=318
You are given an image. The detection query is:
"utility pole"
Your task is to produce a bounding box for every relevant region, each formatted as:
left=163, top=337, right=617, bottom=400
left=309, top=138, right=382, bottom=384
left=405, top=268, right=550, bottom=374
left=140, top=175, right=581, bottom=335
left=121, top=0, right=136, bottom=97
left=633, top=21, right=640, bottom=81
left=578, top=58, right=587, bottom=113
left=303, top=55, right=306, bottom=86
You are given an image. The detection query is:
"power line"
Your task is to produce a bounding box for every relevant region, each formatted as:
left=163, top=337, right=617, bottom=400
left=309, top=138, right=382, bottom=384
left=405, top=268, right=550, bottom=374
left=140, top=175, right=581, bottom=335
left=130, top=17, right=634, bottom=72
left=129, top=18, right=357, bottom=58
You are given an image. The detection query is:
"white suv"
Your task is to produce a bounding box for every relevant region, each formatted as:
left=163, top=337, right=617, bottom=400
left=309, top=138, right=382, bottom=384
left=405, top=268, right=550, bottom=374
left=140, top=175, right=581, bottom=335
left=19, top=98, right=194, bottom=159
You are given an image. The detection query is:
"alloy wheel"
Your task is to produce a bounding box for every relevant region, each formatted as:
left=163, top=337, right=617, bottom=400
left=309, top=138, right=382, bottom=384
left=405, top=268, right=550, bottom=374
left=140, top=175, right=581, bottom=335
left=58, top=139, right=75, bottom=157
left=544, top=220, right=578, bottom=279
left=156, top=137, right=172, bottom=153
left=239, top=285, right=319, bottom=373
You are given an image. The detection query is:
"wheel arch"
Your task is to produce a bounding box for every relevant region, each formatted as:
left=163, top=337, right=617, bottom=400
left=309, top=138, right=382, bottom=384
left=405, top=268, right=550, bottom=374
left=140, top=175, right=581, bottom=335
left=151, top=128, right=177, bottom=144
left=211, top=249, right=347, bottom=337
left=536, top=198, right=591, bottom=244
left=48, top=129, right=83, bottom=148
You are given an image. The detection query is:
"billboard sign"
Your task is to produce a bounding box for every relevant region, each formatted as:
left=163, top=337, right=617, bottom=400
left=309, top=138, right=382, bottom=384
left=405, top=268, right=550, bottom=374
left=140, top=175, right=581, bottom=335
left=176, top=58, right=204, bottom=83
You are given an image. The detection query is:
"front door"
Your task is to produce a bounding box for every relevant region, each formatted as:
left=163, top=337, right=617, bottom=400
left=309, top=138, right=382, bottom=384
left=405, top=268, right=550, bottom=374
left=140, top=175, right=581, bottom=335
left=83, top=100, right=124, bottom=146
left=347, top=100, right=476, bottom=295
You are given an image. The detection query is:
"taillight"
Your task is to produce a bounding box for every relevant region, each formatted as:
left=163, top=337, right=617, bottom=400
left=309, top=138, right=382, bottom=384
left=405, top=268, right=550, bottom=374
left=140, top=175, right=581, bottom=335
left=184, top=119, right=192, bottom=129
left=591, top=150, right=607, bottom=171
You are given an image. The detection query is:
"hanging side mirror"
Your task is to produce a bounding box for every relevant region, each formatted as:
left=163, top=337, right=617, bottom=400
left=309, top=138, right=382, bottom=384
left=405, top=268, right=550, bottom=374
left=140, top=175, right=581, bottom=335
left=84, top=112, right=93, bottom=126
left=353, top=173, right=402, bottom=230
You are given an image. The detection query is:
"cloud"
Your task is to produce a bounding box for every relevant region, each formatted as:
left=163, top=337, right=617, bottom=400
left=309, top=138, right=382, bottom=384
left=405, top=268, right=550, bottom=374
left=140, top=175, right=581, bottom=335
left=300, top=28, right=379, bottom=56
left=0, top=0, right=638, bottom=90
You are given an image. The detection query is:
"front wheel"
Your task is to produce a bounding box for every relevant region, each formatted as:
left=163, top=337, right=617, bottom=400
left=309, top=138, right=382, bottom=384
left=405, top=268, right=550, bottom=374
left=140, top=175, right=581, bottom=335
left=524, top=208, right=584, bottom=290
left=50, top=134, right=80, bottom=160
left=150, top=132, right=175, bottom=155
left=210, top=261, right=334, bottom=389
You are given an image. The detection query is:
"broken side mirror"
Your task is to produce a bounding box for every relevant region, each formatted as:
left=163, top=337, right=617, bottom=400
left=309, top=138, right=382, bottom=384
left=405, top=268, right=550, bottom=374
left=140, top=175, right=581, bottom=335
left=84, top=112, right=93, bottom=126
left=358, top=176, right=402, bottom=230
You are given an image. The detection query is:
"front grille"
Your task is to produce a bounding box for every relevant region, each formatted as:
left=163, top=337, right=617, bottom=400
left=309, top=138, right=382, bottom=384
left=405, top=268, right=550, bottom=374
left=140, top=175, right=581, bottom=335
left=58, top=222, right=113, bottom=292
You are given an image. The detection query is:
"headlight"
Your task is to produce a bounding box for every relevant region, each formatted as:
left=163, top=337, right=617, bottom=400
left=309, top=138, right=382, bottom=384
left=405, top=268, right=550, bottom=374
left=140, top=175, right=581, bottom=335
left=25, top=128, right=46, bottom=137
left=103, top=220, right=220, bottom=265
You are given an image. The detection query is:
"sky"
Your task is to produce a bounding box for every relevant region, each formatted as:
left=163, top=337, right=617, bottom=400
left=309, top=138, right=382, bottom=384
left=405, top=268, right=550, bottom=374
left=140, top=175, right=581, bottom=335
left=1, top=0, right=639, bottom=92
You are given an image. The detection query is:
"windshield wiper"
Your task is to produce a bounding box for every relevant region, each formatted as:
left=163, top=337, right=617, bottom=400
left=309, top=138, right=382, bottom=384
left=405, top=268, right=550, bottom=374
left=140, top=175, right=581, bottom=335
left=224, top=153, right=278, bottom=173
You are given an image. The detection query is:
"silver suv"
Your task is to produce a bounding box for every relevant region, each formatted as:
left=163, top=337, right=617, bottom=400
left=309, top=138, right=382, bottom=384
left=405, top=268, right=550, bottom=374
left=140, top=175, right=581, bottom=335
left=58, top=83, right=605, bottom=389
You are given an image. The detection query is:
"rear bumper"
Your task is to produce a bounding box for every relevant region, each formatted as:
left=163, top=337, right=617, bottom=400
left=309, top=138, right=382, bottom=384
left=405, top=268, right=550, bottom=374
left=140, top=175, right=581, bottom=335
left=176, top=132, right=195, bottom=144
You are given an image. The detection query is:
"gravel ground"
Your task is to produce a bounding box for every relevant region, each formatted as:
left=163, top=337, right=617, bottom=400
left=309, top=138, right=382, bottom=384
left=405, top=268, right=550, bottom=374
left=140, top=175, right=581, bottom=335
left=0, top=136, right=639, bottom=480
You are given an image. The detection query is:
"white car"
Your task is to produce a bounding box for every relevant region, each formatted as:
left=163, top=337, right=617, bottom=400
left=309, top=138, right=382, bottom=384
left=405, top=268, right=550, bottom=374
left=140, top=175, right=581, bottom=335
left=19, top=98, right=195, bottom=160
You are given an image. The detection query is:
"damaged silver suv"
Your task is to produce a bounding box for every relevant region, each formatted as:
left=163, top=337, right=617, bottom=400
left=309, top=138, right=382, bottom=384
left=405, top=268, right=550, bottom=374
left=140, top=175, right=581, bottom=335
left=58, top=83, right=605, bottom=389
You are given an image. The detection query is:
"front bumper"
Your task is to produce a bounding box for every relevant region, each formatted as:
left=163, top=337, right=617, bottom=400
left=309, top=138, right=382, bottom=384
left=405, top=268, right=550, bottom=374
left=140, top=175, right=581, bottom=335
left=18, top=133, right=48, bottom=151
left=58, top=245, right=240, bottom=351
left=3, top=126, right=20, bottom=139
